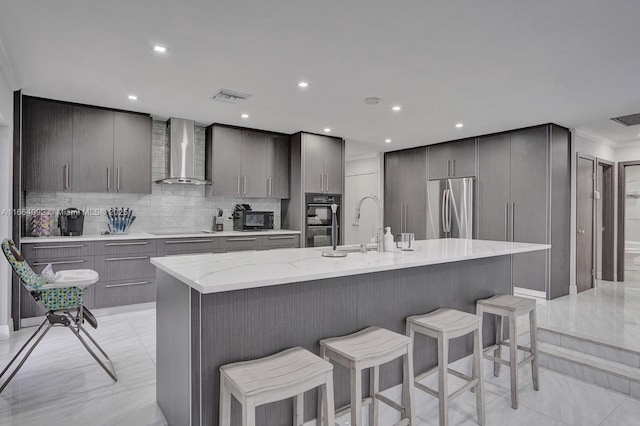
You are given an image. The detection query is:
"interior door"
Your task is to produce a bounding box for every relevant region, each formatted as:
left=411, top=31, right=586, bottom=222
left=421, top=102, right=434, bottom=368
left=577, top=156, right=595, bottom=292
left=344, top=172, right=378, bottom=245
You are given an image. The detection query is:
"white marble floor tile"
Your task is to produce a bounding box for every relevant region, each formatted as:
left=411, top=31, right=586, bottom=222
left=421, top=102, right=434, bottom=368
left=517, top=369, right=626, bottom=426
left=599, top=397, right=640, bottom=426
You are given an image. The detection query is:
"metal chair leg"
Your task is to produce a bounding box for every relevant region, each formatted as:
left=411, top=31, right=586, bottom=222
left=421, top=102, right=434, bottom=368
left=68, top=325, right=117, bottom=382
left=0, top=321, right=53, bottom=393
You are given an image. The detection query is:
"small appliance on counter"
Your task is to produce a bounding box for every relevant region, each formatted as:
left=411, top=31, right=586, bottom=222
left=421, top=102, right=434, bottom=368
left=233, top=204, right=274, bottom=231
left=214, top=208, right=224, bottom=232
left=59, top=208, right=85, bottom=236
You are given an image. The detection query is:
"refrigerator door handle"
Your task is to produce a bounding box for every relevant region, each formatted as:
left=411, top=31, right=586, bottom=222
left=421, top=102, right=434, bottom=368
left=446, top=189, right=452, bottom=234
left=441, top=189, right=448, bottom=234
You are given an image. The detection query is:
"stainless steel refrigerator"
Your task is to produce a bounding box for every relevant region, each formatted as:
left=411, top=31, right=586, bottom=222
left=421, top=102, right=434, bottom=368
left=427, top=177, right=474, bottom=239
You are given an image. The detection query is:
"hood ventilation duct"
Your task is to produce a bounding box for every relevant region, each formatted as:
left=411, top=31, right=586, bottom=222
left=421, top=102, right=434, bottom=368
left=155, top=118, right=211, bottom=185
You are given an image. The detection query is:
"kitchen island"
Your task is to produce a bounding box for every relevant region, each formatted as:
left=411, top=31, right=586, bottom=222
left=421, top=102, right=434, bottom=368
left=152, top=239, right=550, bottom=426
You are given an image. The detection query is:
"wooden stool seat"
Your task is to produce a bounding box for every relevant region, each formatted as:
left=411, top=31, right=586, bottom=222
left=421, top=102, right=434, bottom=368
left=476, top=294, right=539, bottom=410
left=219, top=347, right=335, bottom=426
left=407, top=308, right=485, bottom=426
left=320, top=326, right=415, bottom=426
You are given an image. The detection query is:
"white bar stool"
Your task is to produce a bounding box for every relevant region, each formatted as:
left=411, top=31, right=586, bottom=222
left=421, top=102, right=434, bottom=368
left=219, top=347, right=335, bottom=426
left=476, top=294, right=539, bottom=409
left=319, top=326, right=415, bottom=426
left=406, top=308, right=485, bottom=426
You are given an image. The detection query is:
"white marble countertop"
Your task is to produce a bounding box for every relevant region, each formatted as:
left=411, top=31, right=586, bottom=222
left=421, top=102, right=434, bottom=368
left=20, top=229, right=301, bottom=244
left=150, top=238, right=551, bottom=294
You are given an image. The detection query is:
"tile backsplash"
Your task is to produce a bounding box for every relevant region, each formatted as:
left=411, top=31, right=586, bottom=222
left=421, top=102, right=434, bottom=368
left=24, top=120, right=282, bottom=236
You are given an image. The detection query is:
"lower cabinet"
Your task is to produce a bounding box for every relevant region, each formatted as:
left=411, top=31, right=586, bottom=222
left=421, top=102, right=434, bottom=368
left=93, top=279, right=156, bottom=309
left=20, top=233, right=300, bottom=318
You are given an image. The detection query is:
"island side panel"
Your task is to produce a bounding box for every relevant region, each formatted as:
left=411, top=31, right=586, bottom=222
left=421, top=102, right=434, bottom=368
left=156, top=269, right=192, bottom=426
left=198, top=255, right=512, bottom=425
left=191, top=288, right=201, bottom=426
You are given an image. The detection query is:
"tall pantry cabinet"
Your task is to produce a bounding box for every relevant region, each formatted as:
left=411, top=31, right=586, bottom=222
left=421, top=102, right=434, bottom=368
left=477, top=124, right=570, bottom=299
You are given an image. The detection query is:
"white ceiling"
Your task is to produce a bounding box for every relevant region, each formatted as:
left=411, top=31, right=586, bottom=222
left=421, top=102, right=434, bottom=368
left=1, top=0, right=640, bottom=151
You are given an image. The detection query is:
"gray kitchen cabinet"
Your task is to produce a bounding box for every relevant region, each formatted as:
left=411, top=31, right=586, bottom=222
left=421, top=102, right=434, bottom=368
left=159, top=237, right=219, bottom=255
left=477, top=134, right=511, bottom=241
left=72, top=105, right=115, bottom=193
left=302, top=133, right=344, bottom=194
left=113, top=112, right=152, bottom=194
left=261, top=234, right=300, bottom=249
left=219, top=236, right=262, bottom=252
left=207, top=125, right=242, bottom=197
left=94, top=254, right=155, bottom=282
left=22, top=241, right=94, bottom=260
left=22, top=97, right=74, bottom=192
left=428, top=138, right=476, bottom=180
left=241, top=130, right=268, bottom=198
left=22, top=96, right=152, bottom=195
left=477, top=124, right=570, bottom=297
left=266, top=134, right=290, bottom=198
left=384, top=147, right=427, bottom=238
left=94, top=239, right=157, bottom=256
left=93, top=279, right=156, bottom=309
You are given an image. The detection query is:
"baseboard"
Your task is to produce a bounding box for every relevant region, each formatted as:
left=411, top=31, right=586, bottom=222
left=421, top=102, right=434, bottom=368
left=514, top=287, right=546, bottom=299
left=0, top=324, right=11, bottom=341
left=19, top=302, right=156, bottom=328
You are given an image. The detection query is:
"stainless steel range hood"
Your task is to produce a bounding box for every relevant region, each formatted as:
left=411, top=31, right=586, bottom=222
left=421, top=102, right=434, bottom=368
left=155, top=118, right=211, bottom=185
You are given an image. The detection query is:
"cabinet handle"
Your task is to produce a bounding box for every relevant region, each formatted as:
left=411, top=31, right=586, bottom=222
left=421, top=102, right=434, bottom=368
left=268, top=177, right=272, bottom=196
left=504, top=203, right=509, bottom=242
left=320, top=174, right=324, bottom=192
left=33, top=260, right=85, bottom=266
left=511, top=202, right=515, bottom=242
left=105, top=242, right=148, bottom=246
left=64, top=164, right=70, bottom=189
left=236, top=176, right=240, bottom=195
left=105, top=281, right=149, bottom=288
left=105, top=256, right=148, bottom=261
left=405, top=204, right=408, bottom=232
left=243, top=176, right=247, bottom=195
left=226, top=237, right=257, bottom=242
left=164, top=240, right=212, bottom=244
left=268, top=235, right=295, bottom=240
left=447, top=160, right=450, bottom=177
left=33, top=244, right=85, bottom=250
left=452, top=160, right=455, bottom=176
left=107, top=167, right=111, bottom=191
left=117, top=167, right=121, bottom=191
left=325, top=174, right=329, bottom=192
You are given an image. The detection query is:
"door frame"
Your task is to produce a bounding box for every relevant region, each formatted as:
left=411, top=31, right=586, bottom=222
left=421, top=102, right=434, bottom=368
left=576, top=153, right=596, bottom=291
left=617, top=160, right=640, bottom=282
left=597, top=159, right=615, bottom=281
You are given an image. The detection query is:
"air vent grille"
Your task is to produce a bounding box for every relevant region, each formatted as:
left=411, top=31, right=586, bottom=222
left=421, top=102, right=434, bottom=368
left=212, top=89, right=252, bottom=103
left=611, top=113, right=640, bottom=127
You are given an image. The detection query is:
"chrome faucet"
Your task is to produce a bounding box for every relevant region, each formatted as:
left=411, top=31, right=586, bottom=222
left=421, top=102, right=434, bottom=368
left=354, top=194, right=383, bottom=251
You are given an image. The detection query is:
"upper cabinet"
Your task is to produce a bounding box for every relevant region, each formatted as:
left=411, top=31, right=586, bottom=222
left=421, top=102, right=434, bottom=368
left=22, top=97, right=152, bottom=194
left=427, top=138, right=476, bottom=180
left=301, top=133, right=344, bottom=194
left=206, top=124, right=291, bottom=198
left=23, top=98, right=74, bottom=192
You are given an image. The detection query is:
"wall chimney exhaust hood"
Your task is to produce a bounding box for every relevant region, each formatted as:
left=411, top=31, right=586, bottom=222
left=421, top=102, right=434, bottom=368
left=155, top=118, right=211, bottom=185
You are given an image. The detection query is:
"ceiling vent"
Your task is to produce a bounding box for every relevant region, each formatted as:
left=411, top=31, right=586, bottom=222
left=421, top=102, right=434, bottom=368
left=611, top=113, right=640, bottom=127
left=212, top=89, right=252, bottom=103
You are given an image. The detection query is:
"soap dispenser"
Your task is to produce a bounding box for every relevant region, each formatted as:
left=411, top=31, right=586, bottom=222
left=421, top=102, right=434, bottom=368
left=383, top=227, right=394, bottom=252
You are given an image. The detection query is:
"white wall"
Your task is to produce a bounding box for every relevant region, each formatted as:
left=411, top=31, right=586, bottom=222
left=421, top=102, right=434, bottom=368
left=0, top=65, right=14, bottom=337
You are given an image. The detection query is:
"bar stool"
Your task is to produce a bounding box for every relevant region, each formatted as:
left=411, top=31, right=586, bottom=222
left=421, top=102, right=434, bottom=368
left=407, top=308, right=485, bottom=426
left=476, top=295, right=539, bottom=409
left=319, top=326, right=415, bottom=426
left=219, top=347, right=335, bottom=426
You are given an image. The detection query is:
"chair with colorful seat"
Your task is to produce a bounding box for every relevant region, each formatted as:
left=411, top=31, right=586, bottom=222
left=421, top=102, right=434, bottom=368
left=0, top=239, right=117, bottom=392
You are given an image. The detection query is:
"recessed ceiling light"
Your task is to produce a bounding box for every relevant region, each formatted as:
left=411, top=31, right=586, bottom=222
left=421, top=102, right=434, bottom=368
left=298, top=81, right=309, bottom=88
left=455, top=123, right=464, bottom=128
left=385, top=139, right=392, bottom=143
left=128, top=95, right=137, bottom=100
left=241, top=113, right=249, bottom=119
left=154, top=45, right=167, bottom=53
left=324, top=128, right=331, bottom=133
left=392, top=105, right=402, bottom=112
